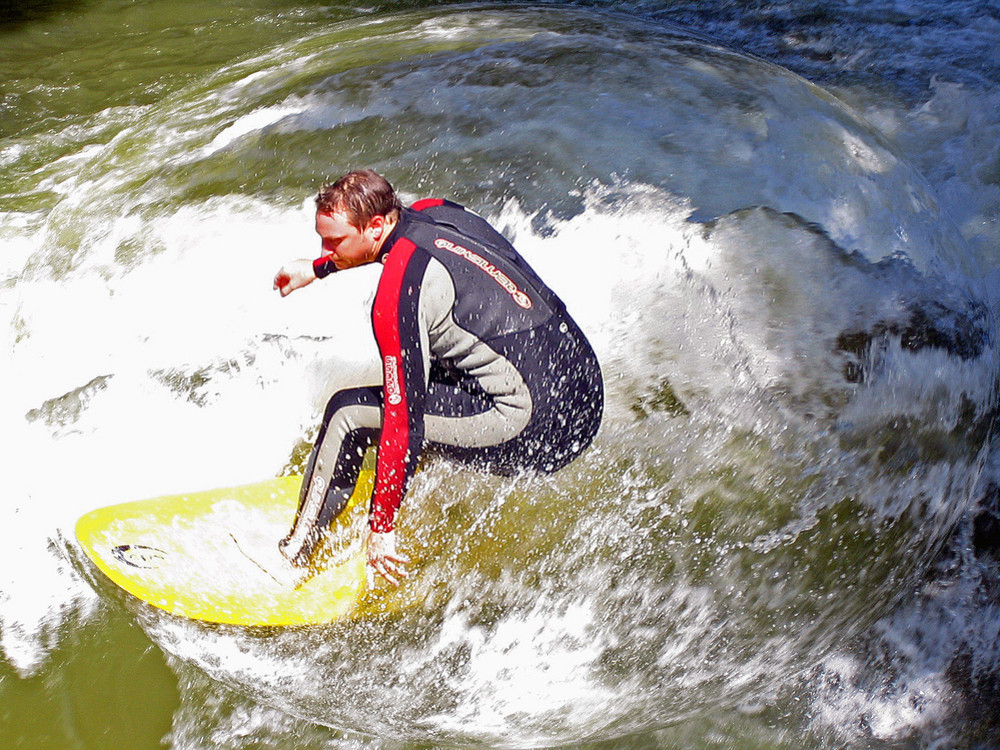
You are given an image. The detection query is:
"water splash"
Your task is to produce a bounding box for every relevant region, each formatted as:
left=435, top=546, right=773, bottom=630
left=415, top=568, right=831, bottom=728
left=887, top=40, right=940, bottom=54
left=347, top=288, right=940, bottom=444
left=3, top=4, right=998, bottom=747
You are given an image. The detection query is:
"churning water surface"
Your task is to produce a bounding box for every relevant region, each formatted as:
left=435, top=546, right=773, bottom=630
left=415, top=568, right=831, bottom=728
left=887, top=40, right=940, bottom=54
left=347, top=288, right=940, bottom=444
left=3, top=1, right=1000, bottom=748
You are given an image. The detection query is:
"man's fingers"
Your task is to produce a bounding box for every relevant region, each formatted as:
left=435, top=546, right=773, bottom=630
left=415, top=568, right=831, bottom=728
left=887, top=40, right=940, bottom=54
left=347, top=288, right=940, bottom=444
left=365, top=530, right=409, bottom=586
left=368, top=554, right=409, bottom=586
left=373, top=559, right=400, bottom=587
left=377, top=556, right=409, bottom=578
left=380, top=568, right=399, bottom=587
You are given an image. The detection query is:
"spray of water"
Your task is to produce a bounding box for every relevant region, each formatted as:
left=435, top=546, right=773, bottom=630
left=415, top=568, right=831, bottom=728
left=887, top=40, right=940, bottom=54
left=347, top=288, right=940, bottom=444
left=3, top=5, right=998, bottom=746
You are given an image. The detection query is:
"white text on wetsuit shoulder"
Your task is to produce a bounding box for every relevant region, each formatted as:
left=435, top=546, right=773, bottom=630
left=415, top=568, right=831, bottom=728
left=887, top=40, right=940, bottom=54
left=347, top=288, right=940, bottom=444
left=434, top=238, right=533, bottom=309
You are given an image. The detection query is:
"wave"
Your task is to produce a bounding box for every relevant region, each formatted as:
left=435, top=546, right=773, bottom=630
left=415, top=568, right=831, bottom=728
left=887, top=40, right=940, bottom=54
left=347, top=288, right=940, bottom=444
left=3, top=3, right=999, bottom=747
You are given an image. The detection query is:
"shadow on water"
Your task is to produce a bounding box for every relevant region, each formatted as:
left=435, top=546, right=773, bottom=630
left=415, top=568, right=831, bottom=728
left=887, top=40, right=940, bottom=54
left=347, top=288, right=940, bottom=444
left=0, top=0, right=91, bottom=29
left=0, top=604, right=179, bottom=750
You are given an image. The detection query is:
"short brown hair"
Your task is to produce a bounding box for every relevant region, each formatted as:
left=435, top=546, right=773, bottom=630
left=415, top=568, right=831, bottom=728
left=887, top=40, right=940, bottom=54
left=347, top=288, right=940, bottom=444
left=315, top=170, right=403, bottom=228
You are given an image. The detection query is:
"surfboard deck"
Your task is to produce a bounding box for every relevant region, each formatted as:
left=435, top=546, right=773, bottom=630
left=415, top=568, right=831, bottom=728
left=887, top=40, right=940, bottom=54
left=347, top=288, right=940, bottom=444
left=75, top=472, right=380, bottom=627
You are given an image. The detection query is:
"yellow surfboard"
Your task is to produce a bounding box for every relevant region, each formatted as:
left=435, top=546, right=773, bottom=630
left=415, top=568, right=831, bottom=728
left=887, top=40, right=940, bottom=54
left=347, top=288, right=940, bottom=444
left=75, top=472, right=379, bottom=626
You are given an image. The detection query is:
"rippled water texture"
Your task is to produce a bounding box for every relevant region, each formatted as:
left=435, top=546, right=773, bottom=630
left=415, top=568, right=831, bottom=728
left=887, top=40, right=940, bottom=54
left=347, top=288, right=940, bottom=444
left=3, top=2, right=999, bottom=748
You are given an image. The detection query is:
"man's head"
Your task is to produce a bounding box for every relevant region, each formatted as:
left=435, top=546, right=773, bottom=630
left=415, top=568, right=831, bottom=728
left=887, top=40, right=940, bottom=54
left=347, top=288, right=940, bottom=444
left=314, top=170, right=402, bottom=270
left=315, top=169, right=402, bottom=229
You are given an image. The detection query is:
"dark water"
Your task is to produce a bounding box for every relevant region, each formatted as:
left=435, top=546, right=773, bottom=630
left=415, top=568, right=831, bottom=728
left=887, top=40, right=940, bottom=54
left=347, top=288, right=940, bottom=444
left=3, top=1, right=1000, bottom=748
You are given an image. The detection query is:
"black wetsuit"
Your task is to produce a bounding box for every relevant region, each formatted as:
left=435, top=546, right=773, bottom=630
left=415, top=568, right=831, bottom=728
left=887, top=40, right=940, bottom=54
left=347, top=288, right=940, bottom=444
left=281, top=199, right=603, bottom=564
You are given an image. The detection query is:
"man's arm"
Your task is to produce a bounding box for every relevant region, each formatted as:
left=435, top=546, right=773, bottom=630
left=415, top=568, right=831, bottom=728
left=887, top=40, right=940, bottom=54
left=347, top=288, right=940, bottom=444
left=365, top=237, right=431, bottom=587
left=273, top=258, right=317, bottom=297
left=369, top=238, right=428, bottom=534
left=273, top=255, right=341, bottom=297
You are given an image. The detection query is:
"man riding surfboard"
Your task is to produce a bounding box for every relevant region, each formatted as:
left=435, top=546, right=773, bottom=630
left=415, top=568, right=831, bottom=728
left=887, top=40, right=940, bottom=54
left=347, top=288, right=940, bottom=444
left=274, top=170, right=603, bottom=585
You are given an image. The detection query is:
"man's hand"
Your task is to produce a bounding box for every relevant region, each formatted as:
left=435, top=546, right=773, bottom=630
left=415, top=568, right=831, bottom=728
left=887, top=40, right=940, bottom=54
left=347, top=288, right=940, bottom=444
left=366, top=529, right=410, bottom=587
left=273, top=259, right=317, bottom=297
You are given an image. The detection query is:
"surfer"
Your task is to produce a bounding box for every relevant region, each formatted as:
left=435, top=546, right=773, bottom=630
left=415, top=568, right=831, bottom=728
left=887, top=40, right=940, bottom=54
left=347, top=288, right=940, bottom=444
left=273, top=170, right=603, bottom=585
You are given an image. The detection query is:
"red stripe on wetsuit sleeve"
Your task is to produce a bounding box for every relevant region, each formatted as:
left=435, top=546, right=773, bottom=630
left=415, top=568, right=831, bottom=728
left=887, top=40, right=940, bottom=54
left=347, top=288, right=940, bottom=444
left=370, top=237, right=418, bottom=533
left=411, top=198, right=445, bottom=212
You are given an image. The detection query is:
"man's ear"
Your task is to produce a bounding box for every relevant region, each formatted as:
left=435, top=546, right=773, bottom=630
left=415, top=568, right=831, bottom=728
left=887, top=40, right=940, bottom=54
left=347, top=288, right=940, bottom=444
left=369, top=215, right=386, bottom=239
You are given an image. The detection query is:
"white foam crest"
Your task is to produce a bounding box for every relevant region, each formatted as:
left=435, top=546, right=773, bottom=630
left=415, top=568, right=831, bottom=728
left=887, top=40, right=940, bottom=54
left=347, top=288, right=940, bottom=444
left=807, top=557, right=983, bottom=746
left=2, top=194, right=385, bottom=668
left=198, top=106, right=305, bottom=158
left=417, top=596, right=618, bottom=744
left=2, top=176, right=992, bottom=736
left=809, top=440, right=1000, bottom=744
left=412, top=9, right=529, bottom=42
left=495, top=185, right=696, bottom=376
left=847, top=77, right=1000, bottom=271
left=0, top=480, right=99, bottom=677
left=164, top=655, right=389, bottom=750
left=845, top=338, right=998, bottom=432
left=0, top=212, right=42, bottom=284
left=811, top=651, right=953, bottom=744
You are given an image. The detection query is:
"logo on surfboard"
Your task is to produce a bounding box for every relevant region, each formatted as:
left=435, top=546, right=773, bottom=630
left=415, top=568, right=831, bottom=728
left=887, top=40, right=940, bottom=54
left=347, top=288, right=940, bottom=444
left=112, top=544, right=166, bottom=569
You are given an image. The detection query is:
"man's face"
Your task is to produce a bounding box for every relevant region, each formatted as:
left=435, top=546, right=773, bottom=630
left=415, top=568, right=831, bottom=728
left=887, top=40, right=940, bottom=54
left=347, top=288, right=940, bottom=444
left=315, top=210, right=377, bottom=270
